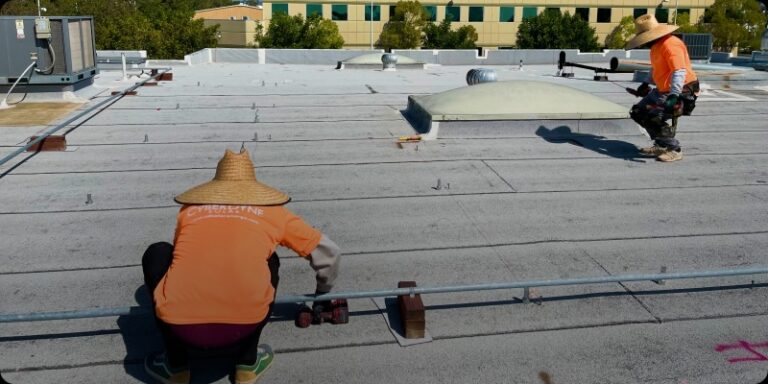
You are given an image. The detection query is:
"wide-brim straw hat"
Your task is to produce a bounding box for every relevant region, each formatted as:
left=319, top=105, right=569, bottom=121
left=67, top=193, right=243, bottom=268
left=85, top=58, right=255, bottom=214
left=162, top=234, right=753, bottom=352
left=175, top=148, right=290, bottom=206
left=626, top=14, right=679, bottom=50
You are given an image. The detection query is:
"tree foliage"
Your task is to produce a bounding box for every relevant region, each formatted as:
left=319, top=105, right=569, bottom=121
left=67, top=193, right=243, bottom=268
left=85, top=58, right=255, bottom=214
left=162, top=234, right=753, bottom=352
left=256, top=12, right=343, bottom=48
left=422, top=16, right=478, bottom=49
left=516, top=9, right=600, bottom=51
left=699, top=0, right=767, bottom=52
left=604, top=15, right=636, bottom=49
left=0, top=0, right=220, bottom=59
left=377, top=0, right=428, bottom=49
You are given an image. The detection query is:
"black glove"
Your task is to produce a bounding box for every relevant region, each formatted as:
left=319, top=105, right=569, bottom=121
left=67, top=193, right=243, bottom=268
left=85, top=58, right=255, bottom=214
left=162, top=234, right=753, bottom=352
left=663, top=94, right=681, bottom=114
left=312, top=289, right=331, bottom=313
left=636, top=82, right=650, bottom=97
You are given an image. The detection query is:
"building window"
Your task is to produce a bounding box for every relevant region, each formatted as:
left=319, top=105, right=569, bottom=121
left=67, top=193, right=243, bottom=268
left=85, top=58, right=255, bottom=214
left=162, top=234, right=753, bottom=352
left=522, top=7, right=537, bottom=20
left=389, top=5, right=396, bottom=18
left=675, top=8, right=689, bottom=20
left=272, top=3, right=288, bottom=16
left=229, top=16, right=236, bottom=20
left=655, top=7, right=668, bottom=23
left=596, top=8, right=611, bottom=23
left=424, top=5, right=437, bottom=21
left=306, top=3, right=323, bottom=17
left=445, top=5, right=460, bottom=21
left=575, top=7, right=589, bottom=21
left=365, top=4, right=381, bottom=21
left=243, top=16, right=249, bottom=20
left=332, top=4, right=347, bottom=20
left=544, top=7, right=560, bottom=14
left=633, top=8, right=647, bottom=19
left=468, top=6, right=483, bottom=22
left=499, top=6, right=515, bottom=22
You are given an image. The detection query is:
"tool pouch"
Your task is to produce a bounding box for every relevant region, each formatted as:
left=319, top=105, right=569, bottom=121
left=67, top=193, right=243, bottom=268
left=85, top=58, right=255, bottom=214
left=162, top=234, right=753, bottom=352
left=681, top=81, right=699, bottom=116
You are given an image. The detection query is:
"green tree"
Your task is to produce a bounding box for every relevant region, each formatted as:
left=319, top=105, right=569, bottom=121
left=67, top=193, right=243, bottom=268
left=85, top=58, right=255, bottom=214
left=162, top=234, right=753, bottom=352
left=700, top=0, right=767, bottom=52
left=605, top=15, right=635, bottom=49
left=516, top=9, right=600, bottom=51
left=422, top=16, right=478, bottom=49
left=377, top=0, right=428, bottom=49
left=257, top=12, right=344, bottom=48
left=0, top=0, right=220, bottom=59
left=674, top=11, right=702, bottom=33
left=300, top=14, right=344, bottom=48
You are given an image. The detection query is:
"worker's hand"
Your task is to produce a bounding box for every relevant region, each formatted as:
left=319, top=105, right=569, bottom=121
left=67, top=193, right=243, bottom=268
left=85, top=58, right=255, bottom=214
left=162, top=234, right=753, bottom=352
left=663, top=94, right=682, bottom=115
left=312, top=289, right=332, bottom=314
left=636, top=82, right=651, bottom=97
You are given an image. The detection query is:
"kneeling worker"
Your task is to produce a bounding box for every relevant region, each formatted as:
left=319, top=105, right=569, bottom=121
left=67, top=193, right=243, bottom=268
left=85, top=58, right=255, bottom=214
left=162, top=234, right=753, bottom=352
left=142, top=149, right=341, bottom=384
left=626, top=14, right=700, bottom=162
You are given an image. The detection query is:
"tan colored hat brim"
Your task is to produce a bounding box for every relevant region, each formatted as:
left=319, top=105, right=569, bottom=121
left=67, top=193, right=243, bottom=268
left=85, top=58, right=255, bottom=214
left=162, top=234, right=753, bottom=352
left=626, top=24, right=679, bottom=49
left=175, top=180, right=290, bottom=206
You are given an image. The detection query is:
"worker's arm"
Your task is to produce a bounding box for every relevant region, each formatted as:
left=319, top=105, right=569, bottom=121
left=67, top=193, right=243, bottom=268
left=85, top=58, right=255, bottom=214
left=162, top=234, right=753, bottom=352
left=309, top=234, right=340, bottom=294
left=669, top=69, right=687, bottom=95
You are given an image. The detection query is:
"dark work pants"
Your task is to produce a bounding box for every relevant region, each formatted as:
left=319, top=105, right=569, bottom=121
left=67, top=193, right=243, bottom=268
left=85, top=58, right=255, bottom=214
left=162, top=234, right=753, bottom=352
left=629, top=82, right=698, bottom=152
left=142, top=242, right=279, bottom=368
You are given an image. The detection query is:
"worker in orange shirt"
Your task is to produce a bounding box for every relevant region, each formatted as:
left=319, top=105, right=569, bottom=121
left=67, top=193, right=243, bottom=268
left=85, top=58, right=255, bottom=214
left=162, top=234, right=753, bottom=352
left=141, top=149, right=341, bottom=384
left=626, top=14, right=700, bottom=162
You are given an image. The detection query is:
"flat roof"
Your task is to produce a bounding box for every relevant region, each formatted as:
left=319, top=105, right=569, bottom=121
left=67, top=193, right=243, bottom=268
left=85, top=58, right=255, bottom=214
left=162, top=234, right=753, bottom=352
left=1, top=60, right=768, bottom=383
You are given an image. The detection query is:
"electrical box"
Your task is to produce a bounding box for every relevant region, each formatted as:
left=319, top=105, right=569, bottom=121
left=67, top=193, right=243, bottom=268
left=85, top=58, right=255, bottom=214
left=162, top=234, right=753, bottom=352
left=34, top=17, right=51, bottom=40
left=0, top=16, right=98, bottom=85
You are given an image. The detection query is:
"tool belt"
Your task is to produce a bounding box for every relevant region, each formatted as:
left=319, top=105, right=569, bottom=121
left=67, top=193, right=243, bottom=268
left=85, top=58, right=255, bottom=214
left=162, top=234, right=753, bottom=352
left=680, top=80, right=699, bottom=116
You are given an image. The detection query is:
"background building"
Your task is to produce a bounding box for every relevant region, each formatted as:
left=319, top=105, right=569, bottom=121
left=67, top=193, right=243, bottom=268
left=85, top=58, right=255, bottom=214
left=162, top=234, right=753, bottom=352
left=262, top=0, right=713, bottom=49
left=194, top=4, right=264, bottom=47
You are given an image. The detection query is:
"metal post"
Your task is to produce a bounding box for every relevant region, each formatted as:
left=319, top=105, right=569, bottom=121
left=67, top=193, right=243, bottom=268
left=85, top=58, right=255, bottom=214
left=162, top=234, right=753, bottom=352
left=121, top=53, right=128, bottom=81
left=673, top=0, right=679, bottom=25
left=369, top=1, right=374, bottom=50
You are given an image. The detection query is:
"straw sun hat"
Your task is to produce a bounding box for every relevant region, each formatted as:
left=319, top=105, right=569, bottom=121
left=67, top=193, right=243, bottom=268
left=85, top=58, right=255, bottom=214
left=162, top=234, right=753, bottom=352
left=626, top=14, right=679, bottom=50
left=174, top=148, right=290, bottom=206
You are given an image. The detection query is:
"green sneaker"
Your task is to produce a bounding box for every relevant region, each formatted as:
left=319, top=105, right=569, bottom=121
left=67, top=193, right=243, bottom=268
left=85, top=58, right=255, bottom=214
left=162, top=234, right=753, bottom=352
left=144, top=352, right=190, bottom=384
left=235, top=346, right=274, bottom=384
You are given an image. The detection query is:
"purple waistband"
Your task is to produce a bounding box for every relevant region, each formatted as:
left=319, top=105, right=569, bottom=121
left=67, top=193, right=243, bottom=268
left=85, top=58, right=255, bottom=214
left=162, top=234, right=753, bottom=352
left=170, top=323, right=259, bottom=349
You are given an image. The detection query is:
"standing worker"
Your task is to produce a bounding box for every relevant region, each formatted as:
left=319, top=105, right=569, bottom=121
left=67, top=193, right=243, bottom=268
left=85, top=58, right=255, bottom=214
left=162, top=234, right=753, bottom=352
left=142, top=149, right=341, bottom=384
left=626, top=14, right=700, bottom=162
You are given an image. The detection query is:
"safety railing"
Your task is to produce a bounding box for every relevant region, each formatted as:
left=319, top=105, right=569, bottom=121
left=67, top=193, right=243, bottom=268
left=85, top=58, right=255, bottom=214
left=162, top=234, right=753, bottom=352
left=1, top=266, right=767, bottom=323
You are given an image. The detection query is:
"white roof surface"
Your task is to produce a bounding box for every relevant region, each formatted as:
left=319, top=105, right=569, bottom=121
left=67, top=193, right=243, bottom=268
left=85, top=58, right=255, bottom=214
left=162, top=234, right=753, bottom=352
left=1, top=61, right=768, bottom=383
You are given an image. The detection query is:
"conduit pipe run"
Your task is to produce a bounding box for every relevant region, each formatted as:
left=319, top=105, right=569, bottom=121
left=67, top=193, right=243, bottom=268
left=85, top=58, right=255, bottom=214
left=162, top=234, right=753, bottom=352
left=0, top=68, right=171, bottom=168
left=1, top=266, right=767, bottom=323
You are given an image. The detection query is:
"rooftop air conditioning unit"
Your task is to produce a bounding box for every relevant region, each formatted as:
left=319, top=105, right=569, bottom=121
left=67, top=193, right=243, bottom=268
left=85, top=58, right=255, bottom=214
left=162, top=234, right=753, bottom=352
left=0, top=16, right=98, bottom=85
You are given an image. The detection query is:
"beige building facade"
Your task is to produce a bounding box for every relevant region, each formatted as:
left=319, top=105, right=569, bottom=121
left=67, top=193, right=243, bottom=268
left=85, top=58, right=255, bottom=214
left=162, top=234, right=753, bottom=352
left=262, top=0, right=713, bottom=48
left=195, top=4, right=264, bottom=47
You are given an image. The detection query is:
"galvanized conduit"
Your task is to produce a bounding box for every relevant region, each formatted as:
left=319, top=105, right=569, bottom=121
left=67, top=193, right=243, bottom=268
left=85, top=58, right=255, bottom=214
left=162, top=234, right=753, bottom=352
left=1, top=266, right=767, bottom=323
left=0, top=68, right=171, bottom=168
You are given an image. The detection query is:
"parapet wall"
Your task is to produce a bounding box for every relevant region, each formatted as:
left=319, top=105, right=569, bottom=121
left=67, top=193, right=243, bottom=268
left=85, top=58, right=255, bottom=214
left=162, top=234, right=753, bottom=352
left=181, top=48, right=651, bottom=66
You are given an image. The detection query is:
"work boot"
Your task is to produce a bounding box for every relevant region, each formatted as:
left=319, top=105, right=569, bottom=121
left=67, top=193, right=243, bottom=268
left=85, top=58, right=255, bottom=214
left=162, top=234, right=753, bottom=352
left=144, top=352, right=190, bottom=384
left=638, top=144, right=667, bottom=157
left=235, top=347, right=274, bottom=384
left=657, top=149, right=683, bottom=162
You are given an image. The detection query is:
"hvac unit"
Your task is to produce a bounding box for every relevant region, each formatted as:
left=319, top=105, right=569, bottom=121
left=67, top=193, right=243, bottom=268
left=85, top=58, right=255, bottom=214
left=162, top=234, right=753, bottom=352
left=0, top=16, right=98, bottom=85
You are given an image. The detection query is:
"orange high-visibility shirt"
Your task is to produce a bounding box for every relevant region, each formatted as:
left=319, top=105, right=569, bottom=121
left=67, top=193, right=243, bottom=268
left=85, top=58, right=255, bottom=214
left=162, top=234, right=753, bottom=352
left=650, top=35, right=697, bottom=93
left=154, top=205, right=322, bottom=325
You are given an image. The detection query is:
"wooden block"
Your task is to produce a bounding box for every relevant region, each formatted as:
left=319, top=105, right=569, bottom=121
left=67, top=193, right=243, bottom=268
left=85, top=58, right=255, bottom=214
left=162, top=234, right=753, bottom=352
left=397, top=281, right=425, bottom=339
left=27, top=135, right=66, bottom=152
left=142, top=81, right=158, bottom=87
left=111, top=90, right=137, bottom=96
left=159, top=72, right=173, bottom=81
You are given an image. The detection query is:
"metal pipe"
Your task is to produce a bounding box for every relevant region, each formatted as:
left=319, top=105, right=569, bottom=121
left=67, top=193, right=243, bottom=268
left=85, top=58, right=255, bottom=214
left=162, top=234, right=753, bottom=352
left=0, top=68, right=171, bottom=168
left=0, top=61, right=37, bottom=110
left=1, top=266, right=766, bottom=323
